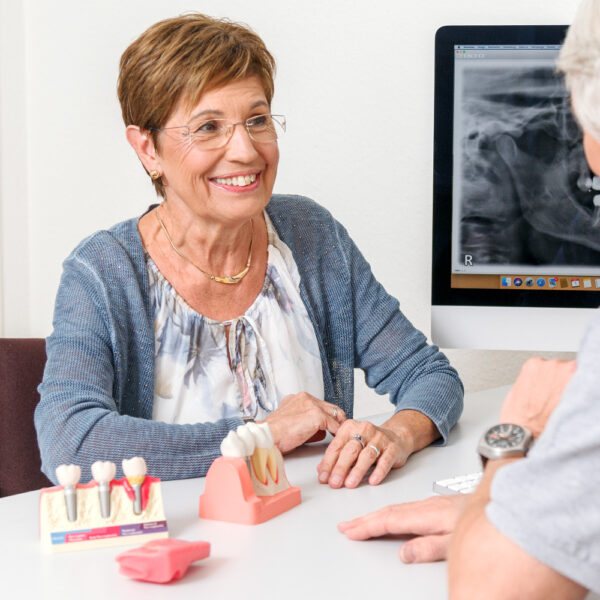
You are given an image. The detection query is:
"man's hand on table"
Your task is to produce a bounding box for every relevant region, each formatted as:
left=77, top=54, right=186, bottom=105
left=338, top=494, right=470, bottom=563
left=337, top=360, right=577, bottom=567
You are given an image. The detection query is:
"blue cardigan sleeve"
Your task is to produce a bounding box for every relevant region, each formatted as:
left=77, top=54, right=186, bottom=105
left=35, top=242, right=243, bottom=484
left=267, top=195, right=463, bottom=443
left=343, top=220, right=464, bottom=442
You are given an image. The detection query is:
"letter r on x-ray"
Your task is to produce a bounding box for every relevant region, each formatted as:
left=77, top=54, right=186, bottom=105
left=464, top=255, right=473, bottom=266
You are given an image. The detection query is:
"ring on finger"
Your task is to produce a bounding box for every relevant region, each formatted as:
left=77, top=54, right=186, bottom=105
left=368, top=443, right=381, bottom=459
left=350, top=433, right=365, bottom=449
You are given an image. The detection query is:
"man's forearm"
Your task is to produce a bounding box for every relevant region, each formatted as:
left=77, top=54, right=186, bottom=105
left=448, top=459, right=587, bottom=600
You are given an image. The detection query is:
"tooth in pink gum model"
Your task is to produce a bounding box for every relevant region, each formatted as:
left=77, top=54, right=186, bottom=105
left=116, top=539, right=211, bottom=583
left=122, top=457, right=146, bottom=514
left=199, top=422, right=301, bottom=525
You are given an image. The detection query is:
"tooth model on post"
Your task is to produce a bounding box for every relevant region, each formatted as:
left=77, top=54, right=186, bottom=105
left=55, top=464, right=81, bottom=522
left=236, top=424, right=257, bottom=469
left=91, top=460, right=116, bottom=518
left=122, top=457, right=147, bottom=515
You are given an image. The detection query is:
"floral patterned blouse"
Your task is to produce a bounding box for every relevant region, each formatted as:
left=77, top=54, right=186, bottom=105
left=146, top=212, right=325, bottom=425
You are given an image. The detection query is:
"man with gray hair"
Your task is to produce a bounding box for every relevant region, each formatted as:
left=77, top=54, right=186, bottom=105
left=339, top=1, right=600, bottom=597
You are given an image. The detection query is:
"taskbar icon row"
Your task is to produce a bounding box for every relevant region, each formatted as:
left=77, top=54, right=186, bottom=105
left=500, top=276, right=600, bottom=290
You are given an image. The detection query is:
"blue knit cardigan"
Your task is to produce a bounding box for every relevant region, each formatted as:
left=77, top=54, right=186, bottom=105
left=36, top=195, right=463, bottom=483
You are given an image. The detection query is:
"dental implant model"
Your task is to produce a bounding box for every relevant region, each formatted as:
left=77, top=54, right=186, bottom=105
left=221, top=423, right=259, bottom=475
left=235, top=423, right=256, bottom=471
left=39, top=458, right=168, bottom=553
left=122, top=457, right=147, bottom=515
left=91, top=460, right=116, bottom=518
left=55, top=464, right=81, bottom=522
left=199, top=422, right=301, bottom=524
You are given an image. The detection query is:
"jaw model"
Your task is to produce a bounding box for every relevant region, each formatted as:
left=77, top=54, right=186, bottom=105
left=199, top=422, right=301, bottom=525
left=220, top=422, right=289, bottom=496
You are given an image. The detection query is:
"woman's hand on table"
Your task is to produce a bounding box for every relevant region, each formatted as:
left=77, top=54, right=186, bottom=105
left=316, top=420, right=410, bottom=488
left=317, top=410, right=440, bottom=488
left=262, top=393, right=346, bottom=454
left=338, top=494, right=470, bottom=563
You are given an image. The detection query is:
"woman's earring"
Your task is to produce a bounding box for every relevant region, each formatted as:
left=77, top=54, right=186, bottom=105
left=150, top=170, right=161, bottom=180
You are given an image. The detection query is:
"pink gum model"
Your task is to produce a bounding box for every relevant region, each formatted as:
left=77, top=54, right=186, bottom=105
left=198, top=456, right=301, bottom=525
left=116, top=538, right=210, bottom=583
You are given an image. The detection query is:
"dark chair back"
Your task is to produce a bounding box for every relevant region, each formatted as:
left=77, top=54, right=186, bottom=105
left=0, top=338, right=53, bottom=496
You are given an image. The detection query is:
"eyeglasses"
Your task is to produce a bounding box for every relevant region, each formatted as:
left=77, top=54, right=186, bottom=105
left=150, top=114, right=286, bottom=150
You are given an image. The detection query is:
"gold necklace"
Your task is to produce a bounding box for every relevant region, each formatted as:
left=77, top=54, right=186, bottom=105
left=155, top=205, right=253, bottom=284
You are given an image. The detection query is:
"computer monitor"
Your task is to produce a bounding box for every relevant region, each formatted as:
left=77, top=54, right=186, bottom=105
left=431, top=25, right=600, bottom=352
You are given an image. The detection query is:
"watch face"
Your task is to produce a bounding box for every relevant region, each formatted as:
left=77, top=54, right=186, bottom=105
left=485, top=424, right=526, bottom=448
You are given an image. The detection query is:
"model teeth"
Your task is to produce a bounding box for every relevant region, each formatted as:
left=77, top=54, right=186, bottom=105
left=220, top=431, right=247, bottom=457
left=266, top=449, right=278, bottom=484
left=122, top=456, right=147, bottom=485
left=246, top=422, right=272, bottom=448
left=91, top=460, right=116, bottom=483
left=56, top=464, right=81, bottom=487
left=236, top=425, right=256, bottom=456
left=246, top=423, right=278, bottom=485
left=215, top=174, right=257, bottom=187
left=220, top=423, right=279, bottom=485
left=92, top=461, right=116, bottom=519
left=122, top=457, right=147, bottom=515
left=56, top=464, right=81, bottom=522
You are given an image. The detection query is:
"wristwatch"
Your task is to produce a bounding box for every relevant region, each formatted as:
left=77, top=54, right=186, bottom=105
left=477, top=423, right=533, bottom=467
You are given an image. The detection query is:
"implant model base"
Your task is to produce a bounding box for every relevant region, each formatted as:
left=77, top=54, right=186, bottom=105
left=39, top=477, right=168, bottom=553
left=199, top=456, right=301, bottom=525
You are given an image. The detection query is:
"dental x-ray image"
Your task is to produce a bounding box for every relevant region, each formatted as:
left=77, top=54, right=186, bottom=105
left=455, top=65, right=600, bottom=273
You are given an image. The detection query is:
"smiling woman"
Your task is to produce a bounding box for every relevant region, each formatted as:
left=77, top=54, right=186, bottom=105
left=131, top=77, right=280, bottom=240
left=34, top=13, right=463, bottom=486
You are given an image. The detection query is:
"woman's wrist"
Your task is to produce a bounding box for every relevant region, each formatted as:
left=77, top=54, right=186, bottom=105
left=382, top=410, right=440, bottom=455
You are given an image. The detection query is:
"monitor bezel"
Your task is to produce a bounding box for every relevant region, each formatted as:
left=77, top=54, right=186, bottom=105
left=432, top=24, right=600, bottom=310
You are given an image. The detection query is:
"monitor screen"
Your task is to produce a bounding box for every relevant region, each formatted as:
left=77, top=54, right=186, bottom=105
left=432, top=25, right=600, bottom=351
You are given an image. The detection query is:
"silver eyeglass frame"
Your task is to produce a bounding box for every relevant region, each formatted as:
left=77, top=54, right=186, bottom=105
left=149, top=113, right=286, bottom=149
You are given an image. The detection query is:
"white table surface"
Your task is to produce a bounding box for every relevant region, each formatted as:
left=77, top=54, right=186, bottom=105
left=2, top=386, right=594, bottom=599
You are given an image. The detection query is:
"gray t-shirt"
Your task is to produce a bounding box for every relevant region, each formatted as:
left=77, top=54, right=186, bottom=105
left=487, top=311, right=600, bottom=594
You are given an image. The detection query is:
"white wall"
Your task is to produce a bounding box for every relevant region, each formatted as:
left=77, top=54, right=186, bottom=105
left=0, top=0, right=577, bottom=417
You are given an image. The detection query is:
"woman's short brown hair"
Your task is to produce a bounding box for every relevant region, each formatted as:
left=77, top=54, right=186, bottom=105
left=117, top=13, right=276, bottom=196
